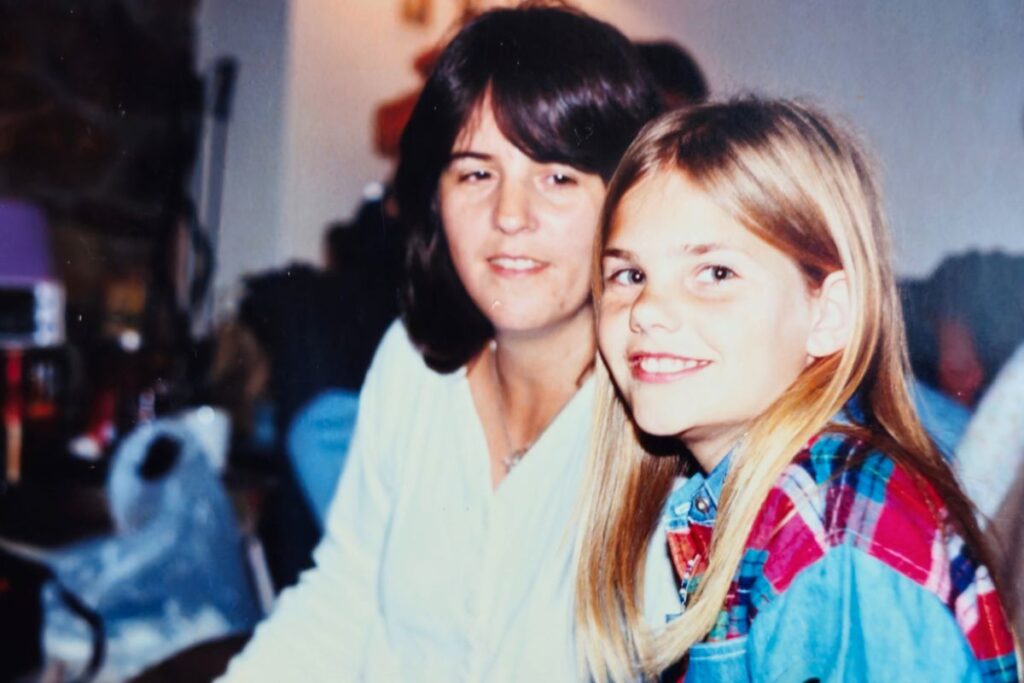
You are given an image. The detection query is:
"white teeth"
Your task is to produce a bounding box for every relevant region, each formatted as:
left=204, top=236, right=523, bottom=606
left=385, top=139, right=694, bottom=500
left=491, top=257, right=540, bottom=271
left=638, top=356, right=704, bottom=373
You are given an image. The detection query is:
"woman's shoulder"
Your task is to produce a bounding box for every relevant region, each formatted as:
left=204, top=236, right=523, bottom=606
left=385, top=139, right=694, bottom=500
left=366, top=319, right=445, bottom=385
left=373, top=318, right=426, bottom=367
left=358, top=319, right=465, bottom=424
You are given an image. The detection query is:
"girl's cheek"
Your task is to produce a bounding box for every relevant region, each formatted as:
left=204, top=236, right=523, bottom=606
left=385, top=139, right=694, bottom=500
left=598, top=295, right=629, bottom=319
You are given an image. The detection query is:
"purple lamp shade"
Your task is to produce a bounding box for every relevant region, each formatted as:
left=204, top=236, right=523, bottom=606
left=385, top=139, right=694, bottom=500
left=0, top=199, right=54, bottom=283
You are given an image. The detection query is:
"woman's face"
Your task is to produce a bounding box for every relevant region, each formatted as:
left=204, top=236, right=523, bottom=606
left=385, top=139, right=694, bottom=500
left=438, top=100, right=606, bottom=338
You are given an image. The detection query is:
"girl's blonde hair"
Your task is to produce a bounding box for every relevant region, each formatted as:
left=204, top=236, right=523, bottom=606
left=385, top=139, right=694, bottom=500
left=574, top=98, right=1000, bottom=681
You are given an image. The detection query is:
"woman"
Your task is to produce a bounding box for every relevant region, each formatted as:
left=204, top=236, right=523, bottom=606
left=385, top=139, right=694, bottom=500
left=221, top=6, right=666, bottom=682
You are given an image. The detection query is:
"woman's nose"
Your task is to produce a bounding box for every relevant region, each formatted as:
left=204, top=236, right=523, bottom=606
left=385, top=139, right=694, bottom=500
left=494, top=179, right=531, bottom=234
left=629, top=285, right=680, bottom=335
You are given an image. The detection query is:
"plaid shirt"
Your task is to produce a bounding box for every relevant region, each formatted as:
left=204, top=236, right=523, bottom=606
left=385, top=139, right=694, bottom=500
left=663, top=432, right=1018, bottom=682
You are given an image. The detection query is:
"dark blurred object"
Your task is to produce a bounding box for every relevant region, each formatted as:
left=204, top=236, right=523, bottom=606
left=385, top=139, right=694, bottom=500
left=325, top=188, right=403, bottom=279
left=206, top=322, right=270, bottom=442
left=989, top=466, right=1024, bottom=654
left=372, top=47, right=441, bottom=158
left=902, top=250, right=1024, bottom=406
left=41, top=418, right=260, bottom=681
left=1, top=199, right=66, bottom=486
left=0, top=544, right=49, bottom=679
left=0, top=541, right=107, bottom=683
left=635, top=40, right=709, bottom=109
left=0, top=200, right=65, bottom=349
left=236, top=246, right=398, bottom=587
left=190, top=58, right=238, bottom=337
left=131, top=632, right=251, bottom=683
left=0, top=0, right=208, bottom=481
left=0, top=0, right=202, bottom=236
left=240, top=263, right=396, bottom=429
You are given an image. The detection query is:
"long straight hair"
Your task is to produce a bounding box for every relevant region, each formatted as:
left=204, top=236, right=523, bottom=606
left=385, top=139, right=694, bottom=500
left=574, top=98, right=1004, bottom=681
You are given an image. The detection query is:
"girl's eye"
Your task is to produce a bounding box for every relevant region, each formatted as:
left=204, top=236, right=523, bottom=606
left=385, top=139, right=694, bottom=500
left=695, top=265, right=736, bottom=284
left=609, top=268, right=645, bottom=286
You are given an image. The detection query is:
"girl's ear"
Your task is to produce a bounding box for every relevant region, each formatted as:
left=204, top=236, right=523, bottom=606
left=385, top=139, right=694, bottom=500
left=806, top=270, right=852, bottom=359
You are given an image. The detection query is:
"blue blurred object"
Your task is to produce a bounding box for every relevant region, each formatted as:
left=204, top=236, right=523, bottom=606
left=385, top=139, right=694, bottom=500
left=912, top=378, right=971, bottom=460
left=285, top=389, right=359, bottom=526
left=41, top=418, right=261, bottom=681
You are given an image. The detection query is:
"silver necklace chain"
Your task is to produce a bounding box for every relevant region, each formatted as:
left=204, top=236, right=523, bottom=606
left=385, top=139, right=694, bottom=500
left=491, top=343, right=534, bottom=473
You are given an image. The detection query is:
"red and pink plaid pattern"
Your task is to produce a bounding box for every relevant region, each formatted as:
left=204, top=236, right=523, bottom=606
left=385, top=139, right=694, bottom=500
left=666, top=432, right=1017, bottom=679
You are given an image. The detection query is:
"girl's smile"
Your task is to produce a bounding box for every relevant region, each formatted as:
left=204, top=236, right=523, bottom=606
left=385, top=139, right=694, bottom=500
left=628, top=352, right=712, bottom=382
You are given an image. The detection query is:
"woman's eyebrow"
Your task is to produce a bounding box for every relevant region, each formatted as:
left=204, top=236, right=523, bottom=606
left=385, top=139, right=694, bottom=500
left=448, top=151, right=491, bottom=162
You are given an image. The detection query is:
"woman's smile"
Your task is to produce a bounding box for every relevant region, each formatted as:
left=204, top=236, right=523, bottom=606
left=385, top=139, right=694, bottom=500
left=487, top=254, right=549, bottom=277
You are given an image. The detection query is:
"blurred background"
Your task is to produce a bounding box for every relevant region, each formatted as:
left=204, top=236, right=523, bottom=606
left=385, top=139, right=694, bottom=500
left=0, top=0, right=1021, bottom=680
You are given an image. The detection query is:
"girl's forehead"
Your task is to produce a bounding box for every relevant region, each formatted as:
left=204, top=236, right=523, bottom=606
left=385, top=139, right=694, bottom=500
left=608, top=171, right=714, bottom=238
left=605, top=171, right=797, bottom=266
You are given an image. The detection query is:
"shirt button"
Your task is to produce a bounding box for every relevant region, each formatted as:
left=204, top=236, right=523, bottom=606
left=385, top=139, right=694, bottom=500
left=694, top=496, right=710, bottom=514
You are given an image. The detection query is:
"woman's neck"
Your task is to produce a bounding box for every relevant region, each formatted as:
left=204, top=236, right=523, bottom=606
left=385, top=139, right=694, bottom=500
left=492, top=308, right=595, bottom=403
left=469, top=306, right=595, bottom=489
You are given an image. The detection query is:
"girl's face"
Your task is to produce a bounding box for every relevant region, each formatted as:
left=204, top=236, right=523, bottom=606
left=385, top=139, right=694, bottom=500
left=439, top=100, right=606, bottom=338
left=598, top=171, right=823, bottom=467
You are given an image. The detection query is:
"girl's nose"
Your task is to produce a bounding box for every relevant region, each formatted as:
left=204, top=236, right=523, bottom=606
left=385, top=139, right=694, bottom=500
left=629, top=285, right=680, bottom=335
left=495, top=179, right=531, bottom=234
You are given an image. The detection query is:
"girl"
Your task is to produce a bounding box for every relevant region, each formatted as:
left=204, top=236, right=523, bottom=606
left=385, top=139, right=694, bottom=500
left=576, top=99, right=1018, bottom=682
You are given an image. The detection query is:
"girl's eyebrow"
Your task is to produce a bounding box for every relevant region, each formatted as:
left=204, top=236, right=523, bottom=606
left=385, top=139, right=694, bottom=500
left=603, top=243, right=744, bottom=259
left=680, top=242, right=733, bottom=256
left=601, top=247, right=635, bottom=260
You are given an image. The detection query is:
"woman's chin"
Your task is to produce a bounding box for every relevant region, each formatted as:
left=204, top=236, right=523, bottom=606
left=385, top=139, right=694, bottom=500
left=487, top=303, right=591, bottom=338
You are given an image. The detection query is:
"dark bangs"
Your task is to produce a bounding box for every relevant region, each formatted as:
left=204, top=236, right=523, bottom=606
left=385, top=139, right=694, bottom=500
left=484, top=8, right=659, bottom=181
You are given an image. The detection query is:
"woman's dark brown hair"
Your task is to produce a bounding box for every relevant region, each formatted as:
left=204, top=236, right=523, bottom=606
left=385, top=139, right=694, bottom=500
left=394, top=3, right=661, bottom=372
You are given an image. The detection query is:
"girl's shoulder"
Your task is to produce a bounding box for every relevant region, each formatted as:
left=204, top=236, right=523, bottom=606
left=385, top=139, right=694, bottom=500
left=751, top=431, right=949, bottom=577
left=736, top=432, right=1014, bottom=667
left=748, top=431, right=965, bottom=595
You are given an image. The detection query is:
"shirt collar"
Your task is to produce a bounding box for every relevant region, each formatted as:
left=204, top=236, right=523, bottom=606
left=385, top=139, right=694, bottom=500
left=703, top=453, right=730, bottom=508
left=665, top=451, right=732, bottom=527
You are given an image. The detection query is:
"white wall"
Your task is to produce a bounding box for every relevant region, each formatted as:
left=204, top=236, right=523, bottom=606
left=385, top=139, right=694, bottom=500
left=196, top=0, right=291, bottom=292
left=617, top=0, right=1024, bottom=277
left=202, top=0, right=1024, bottom=287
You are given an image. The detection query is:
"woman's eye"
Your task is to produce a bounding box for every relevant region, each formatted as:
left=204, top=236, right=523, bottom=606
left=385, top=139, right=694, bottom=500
left=547, top=172, right=576, bottom=186
left=609, top=268, right=644, bottom=286
left=458, top=170, right=491, bottom=183
left=695, top=265, right=736, bottom=284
